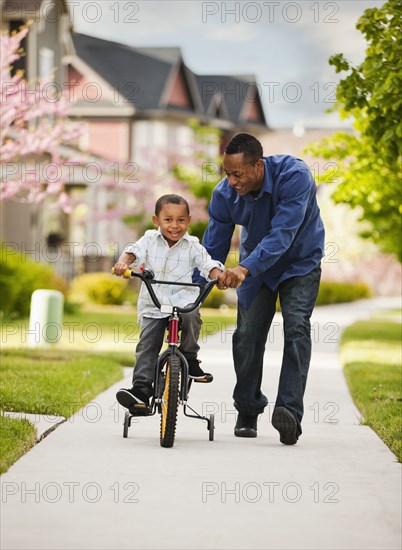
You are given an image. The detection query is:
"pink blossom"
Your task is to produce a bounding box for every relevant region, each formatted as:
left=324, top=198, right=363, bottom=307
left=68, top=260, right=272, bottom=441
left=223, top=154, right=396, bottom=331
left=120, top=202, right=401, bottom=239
left=0, top=28, right=83, bottom=211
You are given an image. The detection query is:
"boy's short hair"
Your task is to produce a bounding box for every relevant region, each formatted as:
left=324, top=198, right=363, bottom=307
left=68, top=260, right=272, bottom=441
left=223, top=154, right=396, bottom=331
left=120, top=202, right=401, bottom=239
left=225, top=133, right=263, bottom=165
left=155, top=194, right=190, bottom=216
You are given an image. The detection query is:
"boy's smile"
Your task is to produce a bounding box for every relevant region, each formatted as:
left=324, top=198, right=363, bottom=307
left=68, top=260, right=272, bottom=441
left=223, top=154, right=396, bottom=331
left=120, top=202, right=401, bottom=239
left=152, top=203, right=191, bottom=247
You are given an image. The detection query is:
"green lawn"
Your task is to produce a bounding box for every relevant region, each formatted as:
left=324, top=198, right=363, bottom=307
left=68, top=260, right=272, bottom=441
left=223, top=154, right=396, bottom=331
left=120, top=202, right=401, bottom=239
left=0, top=348, right=131, bottom=473
left=340, top=314, right=401, bottom=462
left=0, top=348, right=130, bottom=417
left=0, top=415, right=37, bottom=474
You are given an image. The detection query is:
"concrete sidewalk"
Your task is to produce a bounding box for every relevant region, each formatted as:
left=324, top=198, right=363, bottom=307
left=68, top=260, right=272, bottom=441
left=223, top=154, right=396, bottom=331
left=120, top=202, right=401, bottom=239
left=1, top=297, right=401, bottom=550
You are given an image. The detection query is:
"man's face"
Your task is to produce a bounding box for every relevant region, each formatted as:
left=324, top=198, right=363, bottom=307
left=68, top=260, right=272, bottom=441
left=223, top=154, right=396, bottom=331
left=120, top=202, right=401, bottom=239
left=152, top=203, right=191, bottom=247
left=222, top=153, right=264, bottom=196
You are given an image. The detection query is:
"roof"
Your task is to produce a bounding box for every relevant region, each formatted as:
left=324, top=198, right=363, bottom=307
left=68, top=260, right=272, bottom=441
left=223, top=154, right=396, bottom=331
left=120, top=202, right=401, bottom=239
left=72, top=33, right=173, bottom=110
left=71, top=32, right=268, bottom=128
left=195, top=74, right=267, bottom=126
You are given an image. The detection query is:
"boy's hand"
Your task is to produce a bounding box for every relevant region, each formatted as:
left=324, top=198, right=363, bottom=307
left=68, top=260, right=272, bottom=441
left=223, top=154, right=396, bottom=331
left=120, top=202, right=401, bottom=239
left=209, top=268, right=223, bottom=281
left=217, top=266, right=248, bottom=289
left=113, top=262, right=131, bottom=277
left=113, top=252, right=135, bottom=277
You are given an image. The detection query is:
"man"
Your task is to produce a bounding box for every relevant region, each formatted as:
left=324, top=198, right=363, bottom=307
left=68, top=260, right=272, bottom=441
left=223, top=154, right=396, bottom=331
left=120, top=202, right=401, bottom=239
left=207, top=133, right=325, bottom=444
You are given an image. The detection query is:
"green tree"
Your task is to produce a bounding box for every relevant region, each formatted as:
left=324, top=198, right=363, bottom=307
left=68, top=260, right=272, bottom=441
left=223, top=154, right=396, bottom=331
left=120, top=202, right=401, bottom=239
left=306, top=0, right=402, bottom=260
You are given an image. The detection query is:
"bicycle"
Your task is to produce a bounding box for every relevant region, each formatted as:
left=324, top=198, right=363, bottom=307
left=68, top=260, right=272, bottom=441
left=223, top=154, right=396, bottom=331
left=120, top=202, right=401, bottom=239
left=113, top=267, right=217, bottom=448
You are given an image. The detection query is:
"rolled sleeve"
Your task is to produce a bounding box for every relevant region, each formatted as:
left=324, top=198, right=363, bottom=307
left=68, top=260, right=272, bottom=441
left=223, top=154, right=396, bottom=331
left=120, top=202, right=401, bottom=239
left=124, top=234, right=148, bottom=267
left=191, top=241, right=224, bottom=280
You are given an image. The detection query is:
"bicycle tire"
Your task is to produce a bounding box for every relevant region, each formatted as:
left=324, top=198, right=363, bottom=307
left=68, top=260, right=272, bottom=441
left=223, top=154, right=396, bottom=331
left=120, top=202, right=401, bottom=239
left=160, top=355, right=181, bottom=448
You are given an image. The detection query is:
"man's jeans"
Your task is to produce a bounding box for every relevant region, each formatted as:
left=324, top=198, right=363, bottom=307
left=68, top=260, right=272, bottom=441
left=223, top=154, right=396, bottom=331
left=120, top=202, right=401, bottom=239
left=232, top=265, right=321, bottom=435
left=133, top=309, right=202, bottom=396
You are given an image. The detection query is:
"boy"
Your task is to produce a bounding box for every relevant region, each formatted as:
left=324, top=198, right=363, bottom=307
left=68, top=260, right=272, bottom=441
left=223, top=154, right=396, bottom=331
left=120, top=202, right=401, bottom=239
left=113, top=194, right=224, bottom=410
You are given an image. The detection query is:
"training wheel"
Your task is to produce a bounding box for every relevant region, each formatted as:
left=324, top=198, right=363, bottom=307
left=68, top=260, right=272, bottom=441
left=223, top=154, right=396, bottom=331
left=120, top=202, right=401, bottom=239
left=208, top=413, right=215, bottom=441
left=123, top=410, right=130, bottom=438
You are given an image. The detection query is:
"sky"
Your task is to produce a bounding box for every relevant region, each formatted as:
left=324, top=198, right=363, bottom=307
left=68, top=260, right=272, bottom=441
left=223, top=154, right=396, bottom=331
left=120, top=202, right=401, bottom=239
left=67, top=0, right=385, bottom=129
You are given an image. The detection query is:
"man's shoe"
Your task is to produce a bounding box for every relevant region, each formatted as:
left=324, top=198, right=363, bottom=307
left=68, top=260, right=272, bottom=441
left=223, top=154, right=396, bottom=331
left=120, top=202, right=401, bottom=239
left=234, top=413, right=258, bottom=438
left=272, top=407, right=299, bottom=445
left=116, top=387, right=149, bottom=410
left=187, top=358, right=213, bottom=383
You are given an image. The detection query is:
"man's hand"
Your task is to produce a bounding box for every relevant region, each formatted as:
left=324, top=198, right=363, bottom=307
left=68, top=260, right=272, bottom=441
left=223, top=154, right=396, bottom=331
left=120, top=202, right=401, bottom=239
left=217, top=266, right=249, bottom=289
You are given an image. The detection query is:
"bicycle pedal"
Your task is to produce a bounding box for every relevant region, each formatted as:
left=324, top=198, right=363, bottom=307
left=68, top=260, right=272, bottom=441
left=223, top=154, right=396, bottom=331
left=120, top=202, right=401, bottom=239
left=129, top=404, right=150, bottom=416
left=193, top=375, right=213, bottom=383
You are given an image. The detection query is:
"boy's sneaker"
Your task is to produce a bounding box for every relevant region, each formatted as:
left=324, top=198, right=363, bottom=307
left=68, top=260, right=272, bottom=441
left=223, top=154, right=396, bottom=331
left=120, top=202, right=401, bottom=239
left=116, top=387, right=149, bottom=410
left=186, top=358, right=213, bottom=383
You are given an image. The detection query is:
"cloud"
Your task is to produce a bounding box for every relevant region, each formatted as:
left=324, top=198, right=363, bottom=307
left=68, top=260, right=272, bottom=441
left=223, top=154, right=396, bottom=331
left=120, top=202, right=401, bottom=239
left=203, top=24, right=257, bottom=44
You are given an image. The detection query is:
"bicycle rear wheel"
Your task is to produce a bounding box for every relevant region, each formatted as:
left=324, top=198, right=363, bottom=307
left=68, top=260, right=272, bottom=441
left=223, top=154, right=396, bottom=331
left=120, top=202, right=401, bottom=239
left=160, top=355, right=181, bottom=448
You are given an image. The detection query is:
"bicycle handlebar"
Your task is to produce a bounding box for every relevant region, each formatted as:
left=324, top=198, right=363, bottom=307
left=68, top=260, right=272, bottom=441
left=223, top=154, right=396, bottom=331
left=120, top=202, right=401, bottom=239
left=112, top=268, right=217, bottom=314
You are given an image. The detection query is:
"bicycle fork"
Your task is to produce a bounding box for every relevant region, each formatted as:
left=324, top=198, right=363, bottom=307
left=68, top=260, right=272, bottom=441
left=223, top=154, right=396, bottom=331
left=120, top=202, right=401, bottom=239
left=154, top=309, right=189, bottom=405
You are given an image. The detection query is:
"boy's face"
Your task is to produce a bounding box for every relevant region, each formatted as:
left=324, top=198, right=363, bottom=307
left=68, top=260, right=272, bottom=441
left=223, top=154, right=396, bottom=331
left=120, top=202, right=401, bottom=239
left=152, top=203, right=191, bottom=247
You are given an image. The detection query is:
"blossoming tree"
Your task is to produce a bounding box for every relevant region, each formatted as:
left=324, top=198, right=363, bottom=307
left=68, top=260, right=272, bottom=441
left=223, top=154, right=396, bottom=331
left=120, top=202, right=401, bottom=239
left=0, top=27, right=85, bottom=212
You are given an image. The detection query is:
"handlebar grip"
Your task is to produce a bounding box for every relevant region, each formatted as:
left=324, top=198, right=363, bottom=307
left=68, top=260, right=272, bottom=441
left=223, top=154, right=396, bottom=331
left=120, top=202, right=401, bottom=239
left=111, top=268, right=133, bottom=278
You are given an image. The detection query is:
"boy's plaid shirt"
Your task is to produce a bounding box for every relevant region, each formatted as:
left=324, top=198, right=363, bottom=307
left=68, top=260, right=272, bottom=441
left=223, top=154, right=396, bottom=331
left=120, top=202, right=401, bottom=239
left=124, top=229, right=224, bottom=323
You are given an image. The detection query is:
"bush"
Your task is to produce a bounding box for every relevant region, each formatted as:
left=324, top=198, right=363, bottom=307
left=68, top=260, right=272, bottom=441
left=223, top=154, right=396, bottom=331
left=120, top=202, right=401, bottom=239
left=274, top=280, right=372, bottom=311
left=316, top=281, right=372, bottom=305
left=0, top=243, right=69, bottom=318
left=70, top=272, right=129, bottom=305
left=202, top=280, right=372, bottom=310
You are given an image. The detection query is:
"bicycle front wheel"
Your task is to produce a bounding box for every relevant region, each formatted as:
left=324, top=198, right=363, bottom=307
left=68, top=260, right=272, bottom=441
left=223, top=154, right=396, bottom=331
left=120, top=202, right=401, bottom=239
left=160, top=355, right=181, bottom=448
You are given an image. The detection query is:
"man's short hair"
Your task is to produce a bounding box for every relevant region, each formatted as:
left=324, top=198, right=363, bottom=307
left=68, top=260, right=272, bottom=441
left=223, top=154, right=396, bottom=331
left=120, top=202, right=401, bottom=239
left=155, top=194, right=190, bottom=216
left=225, top=133, right=263, bottom=165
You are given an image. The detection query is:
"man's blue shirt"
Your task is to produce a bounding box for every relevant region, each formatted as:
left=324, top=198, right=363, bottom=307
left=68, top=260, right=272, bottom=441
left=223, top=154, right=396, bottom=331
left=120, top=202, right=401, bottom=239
left=202, top=155, right=325, bottom=309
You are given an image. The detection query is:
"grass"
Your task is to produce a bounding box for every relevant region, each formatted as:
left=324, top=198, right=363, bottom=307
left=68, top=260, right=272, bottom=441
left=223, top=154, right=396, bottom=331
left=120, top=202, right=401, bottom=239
left=0, top=415, right=37, bottom=474
left=340, top=314, right=401, bottom=462
left=0, top=348, right=131, bottom=417
left=0, top=348, right=131, bottom=473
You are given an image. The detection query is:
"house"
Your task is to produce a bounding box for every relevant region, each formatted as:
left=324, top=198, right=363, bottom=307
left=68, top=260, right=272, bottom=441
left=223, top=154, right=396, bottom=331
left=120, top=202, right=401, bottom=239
left=65, top=32, right=268, bottom=164
left=1, top=1, right=268, bottom=278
